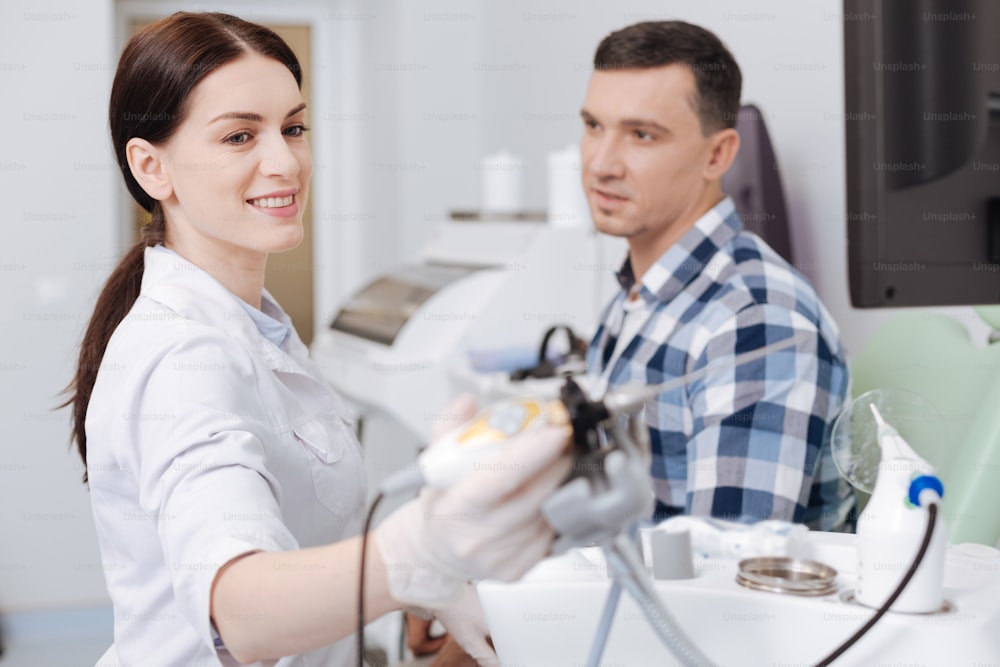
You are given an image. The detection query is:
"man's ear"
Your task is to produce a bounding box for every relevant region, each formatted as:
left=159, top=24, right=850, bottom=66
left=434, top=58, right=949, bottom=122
left=125, top=137, right=172, bottom=202
left=704, top=128, right=740, bottom=181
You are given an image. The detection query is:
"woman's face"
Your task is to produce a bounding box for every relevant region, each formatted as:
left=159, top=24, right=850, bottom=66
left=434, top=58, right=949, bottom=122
left=158, top=52, right=312, bottom=261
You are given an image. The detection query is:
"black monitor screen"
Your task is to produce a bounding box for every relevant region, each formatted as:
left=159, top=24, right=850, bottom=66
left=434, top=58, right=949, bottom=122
left=845, top=0, right=1000, bottom=307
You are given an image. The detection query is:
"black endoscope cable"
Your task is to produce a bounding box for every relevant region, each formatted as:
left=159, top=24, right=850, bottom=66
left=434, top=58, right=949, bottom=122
left=814, top=503, right=939, bottom=667
left=356, top=491, right=385, bottom=667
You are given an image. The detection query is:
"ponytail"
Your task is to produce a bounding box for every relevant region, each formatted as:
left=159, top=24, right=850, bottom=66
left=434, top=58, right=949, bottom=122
left=63, top=209, right=165, bottom=481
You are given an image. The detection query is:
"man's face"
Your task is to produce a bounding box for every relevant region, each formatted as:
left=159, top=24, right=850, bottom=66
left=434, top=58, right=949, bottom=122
left=580, top=64, right=719, bottom=250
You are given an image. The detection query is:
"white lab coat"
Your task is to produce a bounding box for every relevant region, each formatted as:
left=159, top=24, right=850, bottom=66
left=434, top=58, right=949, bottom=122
left=86, top=245, right=366, bottom=667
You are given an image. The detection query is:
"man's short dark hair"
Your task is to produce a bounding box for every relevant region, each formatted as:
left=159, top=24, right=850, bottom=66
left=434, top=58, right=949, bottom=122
left=594, top=21, right=742, bottom=135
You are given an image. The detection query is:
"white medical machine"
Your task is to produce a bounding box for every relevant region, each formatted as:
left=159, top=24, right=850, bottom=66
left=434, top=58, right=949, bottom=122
left=478, top=532, right=1000, bottom=666
left=472, top=385, right=989, bottom=666
left=311, top=215, right=624, bottom=444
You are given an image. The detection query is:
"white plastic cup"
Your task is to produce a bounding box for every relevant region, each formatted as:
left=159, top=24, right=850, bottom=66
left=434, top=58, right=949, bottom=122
left=641, top=527, right=695, bottom=580
left=481, top=150, right=525, bottom=213
left=546, top=144, right=591, bottom=228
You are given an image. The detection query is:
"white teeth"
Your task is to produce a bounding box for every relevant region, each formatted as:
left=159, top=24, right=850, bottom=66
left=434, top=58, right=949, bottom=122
left=249, top=195, right=294, bottom=208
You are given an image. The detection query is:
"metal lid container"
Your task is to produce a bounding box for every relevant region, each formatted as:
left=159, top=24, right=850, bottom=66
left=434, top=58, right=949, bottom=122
left=736, top=557, right=838, bottom=597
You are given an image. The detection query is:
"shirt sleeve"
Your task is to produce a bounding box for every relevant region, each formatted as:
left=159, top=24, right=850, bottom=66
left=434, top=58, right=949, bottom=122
left=122, top=325, right=299, bottom=653
left=683, top=303, right=841, bottom=523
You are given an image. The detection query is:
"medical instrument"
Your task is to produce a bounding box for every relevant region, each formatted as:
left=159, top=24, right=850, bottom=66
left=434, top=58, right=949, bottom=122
left=537, top=377, right=713, bottom=667
left=856, top=404, right=947, bottom=612
left=376, top=334, right=804, bottom=498
left=379, top=397, right=571, bottom=495
left=360, top=333, right=823, bottom=667
left=509, top=324, right=587, bottom=381
left=401, top=337, right=805, bottom=665
left=814, top=401, right=946, bottom=666
left=599, top=333, right=805, bottom=411
left=543, top=374, right=947, bottom=666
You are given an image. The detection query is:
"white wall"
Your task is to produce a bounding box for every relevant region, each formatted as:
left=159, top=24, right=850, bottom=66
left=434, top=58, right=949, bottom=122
left=330, top=0, right=489, bottom=298
left=2, top=0, right=981, bottom=616
left=0, top=0, right=353, bottom=614
left=0, top=0, right=117, bottom=610
left=353, top=0, right=913, bottom=358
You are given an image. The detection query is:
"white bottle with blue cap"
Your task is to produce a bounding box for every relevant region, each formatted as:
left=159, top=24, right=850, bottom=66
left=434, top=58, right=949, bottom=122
left=856, top=404, right=949, bottom=612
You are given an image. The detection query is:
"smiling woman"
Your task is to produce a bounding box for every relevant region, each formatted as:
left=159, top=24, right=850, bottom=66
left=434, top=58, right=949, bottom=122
left=60, top=13, right=574, bottom=667
left=129, top=51, right=312, bottom=306
left=125, top=17, right=317, bottom=344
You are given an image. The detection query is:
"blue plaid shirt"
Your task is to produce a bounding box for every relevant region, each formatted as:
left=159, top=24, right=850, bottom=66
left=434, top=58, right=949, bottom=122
left=588, top=197, right=854, bottom=530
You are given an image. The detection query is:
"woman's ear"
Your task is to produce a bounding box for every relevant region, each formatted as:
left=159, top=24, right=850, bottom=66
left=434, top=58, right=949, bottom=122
left=704, top=127, right=740, bottom=181
left=125, top=137, right=172, bottom=202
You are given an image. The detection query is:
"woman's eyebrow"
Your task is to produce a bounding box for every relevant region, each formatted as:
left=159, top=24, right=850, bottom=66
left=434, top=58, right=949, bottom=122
left=210, top=103, right=307, bottom=124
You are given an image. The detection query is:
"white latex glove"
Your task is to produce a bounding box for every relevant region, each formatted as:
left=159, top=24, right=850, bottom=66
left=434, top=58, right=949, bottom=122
left=375, top=404, right=572, bottom=608
left=403, top=397, right=499, bottom=665
left=434, top=583, right=498, bottom=667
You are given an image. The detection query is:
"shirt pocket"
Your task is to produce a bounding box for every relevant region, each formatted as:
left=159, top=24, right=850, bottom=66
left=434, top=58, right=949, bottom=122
left=292, top=416, right=355, bottom=516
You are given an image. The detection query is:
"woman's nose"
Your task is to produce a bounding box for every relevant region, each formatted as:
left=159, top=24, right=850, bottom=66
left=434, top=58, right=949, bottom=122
left=259, top=133, right=301, bottom=178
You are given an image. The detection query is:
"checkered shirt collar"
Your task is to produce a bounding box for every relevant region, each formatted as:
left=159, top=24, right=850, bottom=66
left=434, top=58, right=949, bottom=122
left=615, top=196, right=741, bottom=304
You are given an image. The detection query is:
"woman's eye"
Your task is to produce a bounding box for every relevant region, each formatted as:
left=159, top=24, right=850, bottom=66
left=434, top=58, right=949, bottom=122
left=635, top=130, right=651, bottom=140
left=225, top=131, right=252, bottom=145
left=284, top=124, right=310, bottom=137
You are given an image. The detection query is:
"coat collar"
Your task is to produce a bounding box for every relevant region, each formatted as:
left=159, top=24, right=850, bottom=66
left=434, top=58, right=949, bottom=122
left=140, top=245, right=303, bottom=376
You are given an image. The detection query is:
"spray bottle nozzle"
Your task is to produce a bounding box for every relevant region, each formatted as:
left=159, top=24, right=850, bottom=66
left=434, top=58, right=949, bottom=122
left=868, top=404, right=945, bottom=508
left=868, top=403, right=929, bottom=464
left=869, top=403, right=888, bottom=428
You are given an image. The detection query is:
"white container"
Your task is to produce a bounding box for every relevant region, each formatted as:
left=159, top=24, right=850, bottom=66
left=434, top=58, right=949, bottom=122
left=546, top=144, right=591, bottom=228
left=855, top=456, right=949, bottom=612
left=481, top=150, right=525, bottom=213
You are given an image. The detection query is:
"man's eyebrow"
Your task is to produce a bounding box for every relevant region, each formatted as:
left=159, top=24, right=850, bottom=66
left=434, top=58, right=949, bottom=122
left=619, top=117, right=670, bottom=134
left=580, top=109, right=669, bottom=134
left=210, top=103, right=307, bottom=124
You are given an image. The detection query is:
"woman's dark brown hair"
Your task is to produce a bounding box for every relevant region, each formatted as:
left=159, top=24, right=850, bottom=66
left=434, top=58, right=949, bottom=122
left=64, top=12, right=301, bottom=480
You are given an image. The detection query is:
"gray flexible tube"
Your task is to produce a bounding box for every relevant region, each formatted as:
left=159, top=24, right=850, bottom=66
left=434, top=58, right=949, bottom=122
left=602, top=535, right=716, bottom=667
left=585, top=578, right=622, bottom=667
left=585, top=523, right=638, bottom=667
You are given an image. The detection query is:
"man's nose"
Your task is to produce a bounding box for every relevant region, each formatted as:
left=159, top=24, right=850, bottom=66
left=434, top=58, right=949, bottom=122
left=585, top=134, right=625, bottom=180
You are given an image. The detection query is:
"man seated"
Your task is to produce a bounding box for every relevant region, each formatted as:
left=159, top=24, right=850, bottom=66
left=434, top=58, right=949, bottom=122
left=580, top=20, right=854, bottom=530
left=406, top=19, right=856, bottom=667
